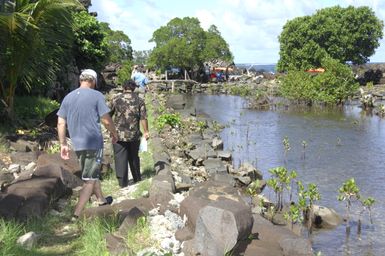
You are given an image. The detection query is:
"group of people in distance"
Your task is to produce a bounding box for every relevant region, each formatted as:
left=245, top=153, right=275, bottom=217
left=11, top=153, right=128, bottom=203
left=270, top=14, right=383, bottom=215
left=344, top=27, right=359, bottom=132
left=57, top=66, right=149, bottom=220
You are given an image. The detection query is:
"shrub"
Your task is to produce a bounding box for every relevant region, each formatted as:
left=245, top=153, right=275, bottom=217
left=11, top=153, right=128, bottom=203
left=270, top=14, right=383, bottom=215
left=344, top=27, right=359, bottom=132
left=280, top=57, right=359, bottom=104
left=13, top=96, right=59, bottom=125
left=156, top=113, right=182, bottom=129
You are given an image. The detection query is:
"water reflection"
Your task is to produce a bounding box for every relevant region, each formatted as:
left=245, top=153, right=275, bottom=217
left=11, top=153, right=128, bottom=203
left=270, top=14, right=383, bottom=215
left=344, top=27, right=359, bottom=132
left=187, top=94, right=385, bottom=256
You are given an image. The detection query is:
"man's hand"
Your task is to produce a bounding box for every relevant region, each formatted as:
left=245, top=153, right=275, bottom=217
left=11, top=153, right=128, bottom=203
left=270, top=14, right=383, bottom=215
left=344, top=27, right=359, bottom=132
left=60, top=145, right=70, bottom=160
left=111, top=132, right=118, bottom=144
left=143, top=131, right=150, bottom=140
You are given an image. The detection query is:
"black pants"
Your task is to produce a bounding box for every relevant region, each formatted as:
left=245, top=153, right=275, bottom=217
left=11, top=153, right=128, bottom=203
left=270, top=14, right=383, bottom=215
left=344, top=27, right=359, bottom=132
left=113, top=140, right=141, bottom=187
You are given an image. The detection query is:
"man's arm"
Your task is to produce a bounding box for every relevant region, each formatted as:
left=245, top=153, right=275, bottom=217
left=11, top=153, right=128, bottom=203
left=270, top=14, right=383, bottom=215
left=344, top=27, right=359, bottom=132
left=57, top=116, right=70, bottom=160
left=140, top=119, right=149, bottom=140
left=101, top=113, right=118, bottom=143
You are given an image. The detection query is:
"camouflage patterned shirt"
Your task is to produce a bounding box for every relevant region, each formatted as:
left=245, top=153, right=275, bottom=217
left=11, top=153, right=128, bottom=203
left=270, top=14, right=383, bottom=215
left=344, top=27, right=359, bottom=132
left=109, top=91, right=147, bottom=142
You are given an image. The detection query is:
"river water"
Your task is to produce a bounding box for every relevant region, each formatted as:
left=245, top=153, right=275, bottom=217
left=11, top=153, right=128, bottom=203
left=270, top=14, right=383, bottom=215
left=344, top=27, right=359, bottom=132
left=186, top=94, right=385, bottom=256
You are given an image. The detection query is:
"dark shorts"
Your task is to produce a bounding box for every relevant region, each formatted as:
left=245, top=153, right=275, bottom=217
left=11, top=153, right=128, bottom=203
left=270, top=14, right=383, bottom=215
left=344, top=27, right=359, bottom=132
left=76, top=149, right=103, bottom=180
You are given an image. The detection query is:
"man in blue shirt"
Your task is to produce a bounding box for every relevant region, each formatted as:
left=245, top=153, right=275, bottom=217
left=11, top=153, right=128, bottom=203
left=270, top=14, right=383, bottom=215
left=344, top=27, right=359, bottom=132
left=131, top=65, right=149, bottom=92
left=57, top=69, right=118, bottom=219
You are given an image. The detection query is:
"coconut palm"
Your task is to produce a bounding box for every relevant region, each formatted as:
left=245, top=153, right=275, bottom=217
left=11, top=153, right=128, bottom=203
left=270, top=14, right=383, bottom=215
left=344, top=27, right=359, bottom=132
left=0, top=0, right=81, bottom=119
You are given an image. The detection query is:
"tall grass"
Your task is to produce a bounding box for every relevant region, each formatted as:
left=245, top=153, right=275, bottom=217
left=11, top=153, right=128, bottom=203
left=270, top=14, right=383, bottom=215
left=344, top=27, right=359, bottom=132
left=126, top=216, right=156, bottom=254
left=0, top=218, right=25, bottom=256
left=77, top=216, right=119, bottom=256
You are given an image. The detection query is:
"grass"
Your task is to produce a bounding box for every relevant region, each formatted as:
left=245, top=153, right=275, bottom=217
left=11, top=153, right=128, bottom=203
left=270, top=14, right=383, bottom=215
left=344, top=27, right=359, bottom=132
left=126, top=216, right=157, bottom=254
left=77, top=216, right=119, bottom=256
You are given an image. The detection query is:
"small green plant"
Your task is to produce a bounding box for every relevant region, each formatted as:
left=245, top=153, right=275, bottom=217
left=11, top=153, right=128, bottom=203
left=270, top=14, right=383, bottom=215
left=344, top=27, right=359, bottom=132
left=267, top=166, right=296, bottom=211
left=282, top=136, right=290, bottom=164
left=338, top=178, right=360, bottom=234
left=284, top=203, right=303, bottom=230
left=46, top=142, right=60, bottom=154
left=156, top=113, right=182, bottom=130
left=358, top=197, right=375, bottom=236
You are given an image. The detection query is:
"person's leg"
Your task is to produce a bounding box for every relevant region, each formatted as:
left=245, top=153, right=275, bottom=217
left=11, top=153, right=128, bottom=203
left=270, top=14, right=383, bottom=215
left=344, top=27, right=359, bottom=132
left=128, top=140, right=141, bottom=182
left=74, top=180, right=95, bottom=217
left=113, top=141, right=129, bottom=187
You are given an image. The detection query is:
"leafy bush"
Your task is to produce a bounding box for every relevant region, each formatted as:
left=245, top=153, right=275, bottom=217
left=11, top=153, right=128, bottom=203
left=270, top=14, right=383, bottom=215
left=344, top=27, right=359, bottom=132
left=156, top=113, right=182, bottom=129
left=280, top=57, right=359, bottom=104
left=14, top=96, right=59, bottom=121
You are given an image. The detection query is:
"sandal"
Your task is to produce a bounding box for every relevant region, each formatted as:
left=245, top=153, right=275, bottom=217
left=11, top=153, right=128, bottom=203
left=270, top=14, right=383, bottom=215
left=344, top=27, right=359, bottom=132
left=99, top=196, right=113, bottom=206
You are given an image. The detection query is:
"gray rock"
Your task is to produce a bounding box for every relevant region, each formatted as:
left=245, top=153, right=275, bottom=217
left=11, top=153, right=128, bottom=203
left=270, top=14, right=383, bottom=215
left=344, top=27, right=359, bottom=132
left=194, top=200, right=253, bottom=255
left=217, top=151, right=232, bottom=161
left=11, top=152, right=40, bottom=166
left=203, top=158, right=227, bottom=175
left=8, top=163, right=21, bottom=173
left=211, top=137, right=224, bottom=150
left=17, top=231, right=39, bottom=249
left=24, top=162, right=37, bottom=172
left=312, top=205, right=342, bottom=229
left=10, top=139, right=39, bottom=152
left=117, top=207, right=145, bottom=235
left=105, top=233, right=130, bottom=255
left=279, top=238, right=313, bottom=256
left=237, top=162, right=263, bottom=180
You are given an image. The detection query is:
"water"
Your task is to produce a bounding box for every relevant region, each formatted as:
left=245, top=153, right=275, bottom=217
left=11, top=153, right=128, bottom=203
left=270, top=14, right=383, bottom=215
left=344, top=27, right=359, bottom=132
left=187, top=94, right=385, bottom=256
left=235, top=63, right=276, bottom=73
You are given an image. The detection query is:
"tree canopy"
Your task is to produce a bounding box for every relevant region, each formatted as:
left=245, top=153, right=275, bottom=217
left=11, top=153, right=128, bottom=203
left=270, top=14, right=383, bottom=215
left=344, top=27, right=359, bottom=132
left=72, top=11, right=109, bottom=71
left=100, top=22, right=133, bottom=63
left=277, top=6, right=384, bottom=72
left=149, top=17, right=233, bottom=71
left=0, top=0, right=80, bottom=118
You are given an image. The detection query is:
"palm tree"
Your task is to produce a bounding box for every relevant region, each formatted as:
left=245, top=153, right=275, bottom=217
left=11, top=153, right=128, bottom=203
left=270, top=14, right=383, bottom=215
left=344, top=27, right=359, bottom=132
left=0, top=0, right=81, bottom=119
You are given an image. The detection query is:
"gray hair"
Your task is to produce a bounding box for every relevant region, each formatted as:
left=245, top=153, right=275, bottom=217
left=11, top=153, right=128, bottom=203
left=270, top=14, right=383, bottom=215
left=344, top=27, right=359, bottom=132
left=79, top=69, right=97, bottom=83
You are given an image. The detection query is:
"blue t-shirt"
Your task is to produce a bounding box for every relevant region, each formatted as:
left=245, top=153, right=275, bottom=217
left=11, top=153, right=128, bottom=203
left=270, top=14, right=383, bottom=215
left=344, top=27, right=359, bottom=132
left=131, top=72, right=149, bottom=88
left=57, top=88, right=110, bottom=151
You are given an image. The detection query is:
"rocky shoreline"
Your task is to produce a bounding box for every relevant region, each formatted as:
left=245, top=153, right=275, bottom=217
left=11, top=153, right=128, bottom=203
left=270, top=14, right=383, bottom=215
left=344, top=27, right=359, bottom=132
left=0, top=76, right=375, bottom=255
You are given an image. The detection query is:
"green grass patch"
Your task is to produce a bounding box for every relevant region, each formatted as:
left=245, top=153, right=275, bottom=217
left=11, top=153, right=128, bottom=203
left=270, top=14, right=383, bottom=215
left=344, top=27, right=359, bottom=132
left=131, top=179, right=151, bottom=199
left=77, top=216, right=119, bottom=256
left=126, top=216, right=156, bottom=254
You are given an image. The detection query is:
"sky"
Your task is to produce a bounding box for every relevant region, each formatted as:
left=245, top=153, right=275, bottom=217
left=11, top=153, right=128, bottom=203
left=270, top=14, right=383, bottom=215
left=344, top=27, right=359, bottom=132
left=89, top=0, right=385, bottom=64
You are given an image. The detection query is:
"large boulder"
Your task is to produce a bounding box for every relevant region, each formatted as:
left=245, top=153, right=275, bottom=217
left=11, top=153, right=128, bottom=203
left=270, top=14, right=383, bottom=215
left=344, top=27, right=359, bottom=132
left=193, top=199, right=253, bottom=256
left=312, top=205, right=342, bottom=229
left=10, top=151, right=40, bottom=166
left=0, top=177, right=68, bottom=219
left=149, top=168, right=175, bottom=213
left=179, top=180, right=246, bottom=234
left=36, top=152, right=81, bottom=176
left=10, top=139, right=39, bottom=152
left=33, top=163, right=83, bottom=189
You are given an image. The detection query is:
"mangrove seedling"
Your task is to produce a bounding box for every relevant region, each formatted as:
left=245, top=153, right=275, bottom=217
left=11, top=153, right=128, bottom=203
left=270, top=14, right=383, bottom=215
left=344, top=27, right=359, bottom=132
left=358, top=196, right=375, bottom=236
left=338, top=178, right=360, bottom=235
left=284, top=203, right=303, bottom=231
left=282, top=136, right=291, bottom=165
left=267, top=167, right=295, bottom=211
left=301, top=140, right=308, bottom=159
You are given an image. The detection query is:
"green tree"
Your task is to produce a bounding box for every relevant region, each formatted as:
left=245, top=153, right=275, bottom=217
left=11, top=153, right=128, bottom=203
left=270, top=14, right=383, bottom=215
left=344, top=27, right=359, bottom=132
left=149, top=17, right=233, bottom=72
left=277, top=6, right=383, bottom=71
left=280, top=56, right=359, bottom=104
left=133, top=50, right=152, bottom=65
left=100, top=22, right=133, bottom=63
left=72, top=11, right=109, bottom=71
left=202, top=25, right=233, bottom=63
left=0, top=0, right=80, bottom=119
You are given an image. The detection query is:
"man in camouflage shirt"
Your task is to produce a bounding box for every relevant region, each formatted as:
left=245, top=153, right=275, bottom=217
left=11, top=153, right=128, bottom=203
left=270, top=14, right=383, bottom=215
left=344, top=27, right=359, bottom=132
left=110, top=79, right=149, bottom=187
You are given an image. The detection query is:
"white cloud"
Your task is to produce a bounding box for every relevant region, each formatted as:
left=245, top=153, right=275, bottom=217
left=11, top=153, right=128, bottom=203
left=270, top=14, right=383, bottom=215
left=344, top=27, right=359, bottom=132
left=90, top=0, right=384, bottom=64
